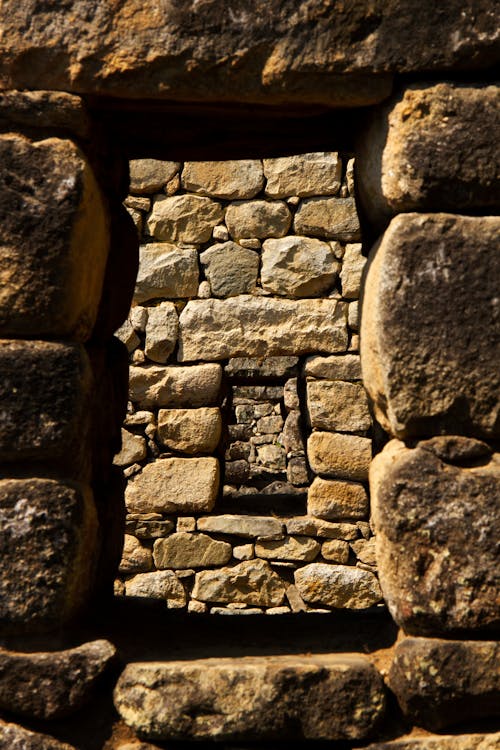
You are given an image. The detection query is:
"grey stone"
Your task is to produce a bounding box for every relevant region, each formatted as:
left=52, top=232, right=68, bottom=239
left=200, top=241, right=259, bottom=297
left=181, top=160, right=264, bottom=199
left=134, top=244, right=199, bottom=303
left=144, top=302, right=178, bottom=363
left=263, top=152, right=342, bottom=198
left=192, top=559, right=286, bottom=607
left=225, top=357, right=298, bottom=379
left=146, top=195, right=223, bottom=243
left=294, top=197, right=361, bottom=241
left=294, top=563, right=382, bottom=609
left=153, top=532, right=232, bottom=569
left=261, top=236, right=340, bottom=297
left=129, top=363, right=222, bottom=408
left=129, top=159, right=180, bottom=194
left=225, top=200, right=291, bottom=239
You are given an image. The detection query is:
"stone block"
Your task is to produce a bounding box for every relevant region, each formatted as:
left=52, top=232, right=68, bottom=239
left=321, top=539, right=350, bottom=563
left=307, top=380, right=371, bottom=432
left=0, top=133, right=109, bottom=340
left=0, top=721, right=77, bottom=750
left=144, top=301, right=178, bottom=363
left=146, top=194, right=223, bottom=243
left=178, top=296, right=347, bottom=361
left=308, top=477, right=369, bottom=520
left=114, top=654, right=385, bottom=741
left=153, top=532, right=232, bottom=569
left=192, top=559, right=285, bottom=607
left=129, top=159, right=179, bottom=194
left=308, top=432, right=372, bottom=480
left=225, top=356, right=298, bottom=379
left=304, top=354, right=362, bottom=381
left=197, top=515, right=284, bottom=540
left=261, top=236, right=340, bottom=297
left=129, top=363, right=222, bottom=408
left=340, top=243, right=366, bottom=299
left=125, top=457, right=220, bottom=514
left=255, top=535, right=320, bottom=562
left=371, top=438, right=500, bottom=634
left=361, top=213, right=500, bottom=439
left=225, top=200, right=291, bottom=239
left=157, top=407, right=222, bottom=454
left=133, top=244, right=199, bottom=303
left=181, top=160, right=264, bottom=199
left=294, top=197, right=361, bottom=241
left=0, top=90, right=91, bottom=138
left=200, top=241, right=259, bottom=297
left=0, top=478, right=98, bottom=633
left=119, top=534, right=153, bottom=575
left=263, top=152, right=342, bottom=198
left=286, top=516, right=359, bottom=540
left=294, top=563, right=382, bottom=609
left=125, top=571, right=187, bottom=608
left=113, top=429, right=147, bottom=467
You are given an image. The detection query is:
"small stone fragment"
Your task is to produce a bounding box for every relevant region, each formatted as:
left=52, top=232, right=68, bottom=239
left=294, top=563, right=382, bottom=609
left=144, top=302, right=178, bottom=363
left=192, top=559, right=286, bottom=607
left=146, top=194, right=223, bottom=243
left=294, top=197, right=361, bottom=241
left=134, top=244, right=199, bottom=303
left=308, top=432, right=372, bottom=480
left=233, top=544, right=254, bottom=561
left=157, top=407, right=222, bottom=454
left=153, top=532, right=232, bottom=569
left=114, top=429, right=147, bottom=467
left=263, top=153, right=342, bottom=198
left=200, top=241, right=259, bottom=297
left=119, top=535, right=153, bottom=574
left=261, top=236, right=340, bottom=297
left=308, top=477, right=369, bottom=520
left=181, top=160, right=264, bottom=199
left=225, top=200, right=291, bottom=238
left=129, top=159, right=179, bottom=194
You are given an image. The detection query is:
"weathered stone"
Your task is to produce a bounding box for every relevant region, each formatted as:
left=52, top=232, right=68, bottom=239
left=119, top=534, right=153, bottom=574
left=307, top=380, right=371, bottom=432
left=178, top=297, right=347, bottom=361
left=255, top=535, right=320, bottom=562
left=114, top=653, right=385, bottom=741
left=419, top=435, right=493, bottom=464
left=308, top=432, right=372, bottom=480
left=233, top=543, right=254, bottom=561
left=114, top=429, right=147, bottom=467
left=0, top=640, right=115, bottom=720
left=294, top=563, right=382, bottom=609
left=348, top=300, right=359, bottom=331
left=192, top=559, right=285, bottom=607
left=286, top=517, right=359, bottom=540
left=294, top=198, right=361, bottom=241
left=287, top=455, right=309, bottom=486
left=366, top=735, right=500, bottom=750
left=321, top=539, right=350, bottom=563
left=115, top=318, right=140, bottom=353
left=388, top=638, right=500, bottom=731
left=351, top=538, right=377, bottom=567
left=0, top=133, right=109, bottom=340
left=261, top=236, right=340, bottom=297
left=200, top=242, right=259, bottom=297
left=144, top=302, right=178, bottom=363
left=129, top=364, right=222, bottom=408
left=340, top=243, right=366, bottom=299
left=282, top=412, right=305, bottom=453
left=197, top=515, right=284, bottom=540
left=0, top=89, right=90, bottom=138
left=371, top=439, right=500, bottom=634
left=125, top=571, right=186, bottom=608
left=154, top=532, right=232, bottom=569
left=0, top=478, right=97, bottom=633
left=361, top=213, right=500, bottom=438
left=182, top=160, right=264, bottom=199
left=133, top=244, right=198, bottom=303
left=0, top=721, right=76, bottom=750
left=125, top=195, right=151, bottom=212
left=146, top=195, right=223, bottom=243
left=308, top=477, right=369, bottom=520
left=157, top=407, right=221, bottom=454
left=126, top=517, right=174, bottom=540
left=225, top=356, right=298, bottom=379
left=125, top=458, right=220, bottom=514
left=129, top=159, right=179, bottom=194
left=357, top=84, right=500, bottom=226
left=225, top=200, right=291, bottom=239
left=263, top=153, right=342, bottom=198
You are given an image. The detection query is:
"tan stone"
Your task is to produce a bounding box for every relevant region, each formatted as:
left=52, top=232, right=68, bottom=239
left=348, top=300, right=359, bottom=331
left=114, top=429, right=147, bottom=467
left=308, top=432, right=372, bottom=480
left=255, top=536, right=320, bottom=562
left=308, top=477, right=369, bottom=520
left=181, top=160, right=264, bottom=199
left=129, top=159, right=180, bottom=194
left=153, top=532, right=232, bottom=569
left=340, top=243, right=366, bottom=299
left=321, top=539, right=350, bottom=563
left=129, top=364, right=222, bottom=408
left=178, top=296, right=347, bottom=361
left=119, top=535, right=153, bottom=575
left=144, top=302, right=178, bottom=363
left=263, top=152, right=342, bottom=198
left=157, top=407, right=221, bottom=454
left=125, top=571, right=186, bottom=608
left=197, top=515, right=284, bottom=540
left=286, top=517, right=359, bottom=540
left=294, top=563, right=382, bottom=609
left=307, top=380, right=371, bottom=432
left=261, top=236, right=340, bottom=297
left=146, top=195, right=223, bottom=243
left=294, top=197, right=361, bottom=241
left=125, top=458, right=220, bottom=514
left=233, top=544, right=254, bottom=561
left=133, top=244, right=199, bottom=303
left=351, top=538, right=376, bottom=566
left=225, top=200, right=291, bottom=239
left=366, top=734, right=500, bottom=749
left=304, top=354, right=362, bottom=380
left=200, top=242, right=259, bottom=297
left=192, top=559, right=286, bottom=607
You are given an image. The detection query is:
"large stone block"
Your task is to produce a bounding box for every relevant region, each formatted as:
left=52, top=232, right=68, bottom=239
left=0, top=478, right=98, bottom=633
left=153, top=532, right=232, bottom=569
left=192, top=559, right=285, bottom=607
left=294, top=197, right=361, bottom=241
left=181, top=160, right=264, bottom=199
left=307, top=432, right=372, bottom=480
left=157, top=407, right=222, bottom=454
left=178, top=296, right=347, bottom=361
left=0, top=133, right=109, bottom=340
left=361, top=213, right=500, bottom=439
left=225, top=200, right=291, bottom=239
left=129, top=363, right=222, bottom=408
left=129, top=159, right=179, bottom=194
left=263, top=152, right=342, bottom=198
left=114, top=654, right=385, bottom=740
left=294, top=563, right=382, bottom=609
left=200, top=242, right=259, bottom=297
left=308, top=477, right=369, bottom=520
left=357, top=84, right=500, bottom=225
left=371, top=438, right=500, bottom=634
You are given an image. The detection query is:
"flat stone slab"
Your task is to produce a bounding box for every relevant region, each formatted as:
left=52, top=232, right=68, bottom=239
left=114, top=654, right=386, bottom=740
left=0, top=721, right=76, bottom=750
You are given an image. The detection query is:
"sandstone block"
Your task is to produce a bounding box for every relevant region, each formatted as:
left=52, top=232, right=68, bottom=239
left=178, top=297, right=347, bottom=361
left=154, top=532, right=232, bottom=569
left=304, top=353, right=362, bottom=380
left=119, top=534, right=153, bottom=574
left=157, top=407, right=221, bottom=454
left=113, top=429, right=147, bottom=467
left=286, top=517, right=359, bottom=540
left=366, top=734, right=500, bottom=749
left=129, top=159, right=180, bottom=194
left=146, top=195, right=223, bottom=243
left=197, top=515, right=284, bottom=540
left=0, top=133, right=109, bottom=340
left=351, top=538, right=376, bottom=566
left=388, top=638, right=500, bottom=731
left=129, top=363, right=222, bottom=408
left=294, top=197, right=361, bottom=241
left=125, top=457, right=220, bottom=514
left=263, top=152, right=342, bottom=198
left=225, top=200, right=291, bottom=239
left=0, top=721, right=76, bottom=750
left=0, top=478, right=98, bottom=633
left=361, top=213, right=500, bottom=438
left=255, top=535, right=320, bottom=562
left=200, top=241, right=259, bottom=297
left=294, top=563, right=382, bottom=609
left=307, top=380, right=371, bottom=432
left=181, top=160, right=264, bottom=199
left=192, top=559, right=285, bottom=607
left=134, top=244, right=198, bottom=303
left=321, top=539, right=350, bottom=563
left=0, top=640, right=116, bottom=720
left=144, top=301, right=178, bottom=362
left=308, top=477, right=369, bottom=520
left=371, top=439, right=500, bottom=634
left=308, top=432, right=372, bottom=480
left=261, top=236, right=340, bottom=297
left=340, top=243, right=366, bottom=298
left=125, top=571, right=187, bottom=608
left=114, top=654, right=385, bottom=740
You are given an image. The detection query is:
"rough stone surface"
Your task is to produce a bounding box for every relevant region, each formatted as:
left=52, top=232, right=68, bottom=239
left=0, top=133, right=109, bottom=340
left=286, top=517, right=359, bottom=540
left=307, top=380, right=371, bottom=432
left=294, top=198, right=361, bottom=241
left=125, top=571, right=186, bottom=608
left=308, top=432, right=372, bottom=480
left=197, top=515, right=284, bottom=540
left=294, top=563, right=382, bottom=609
left=225, top=200, right=291, bottom=239
left=114, top=428, right=147, bottom=467
left=321, top=539, right=350, bottom=563
left=134, top=244, right=198, bottom=303
left=126, top=458, right=220, bottom=514
left=144, top=302, right=178, bottom=363
left=361, top=213, right=500, bottom=439
left=255, top=535, right=320, bottom=562
left=146, top=195, right=223, bottom=243
left=304, top=354, right=362, bottom=380
left=200, top=242, right=259, bottom=297
left=0, top=89, right=90, bottom=138
left=178, top=297, right=347, bottom=361
left=182, top=161, right=264, bottom=199
left=388, top=638, right=500, bottom=731
left=114, top=654, right=385, bottom=740
left=371, top=439, right=500, bottom=634
left=129, top=364, right=222, bottom=408
left=192, top=560, right=286, bottom=607
left=264, top=153, right=342, bottom=198
left=0, top=721, right=76, bottom=750
left=340, top=243, right=366, bottom=299
left=0, top=640, right=116, bottom=720
left=0, top=478, right=97, bottom=633
left=154, top=532, right=232, bottom=570
left=308, top=478, right=369, bottom=520
left=157, top=407, right=222, bottom=454
left=366, top=736, right=500, bottom=750
left=129, top=159, right=180, bottom=194
left=225, top=356, right=298, bottom=379
left=261, top=236, right=339, bottom=297
left=119, top=535, right=153, bottom=574
left=357, top=84, right=500, bottom=225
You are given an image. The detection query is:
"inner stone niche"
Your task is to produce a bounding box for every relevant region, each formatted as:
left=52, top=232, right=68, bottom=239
left=114, top=153, right=381, bottom=615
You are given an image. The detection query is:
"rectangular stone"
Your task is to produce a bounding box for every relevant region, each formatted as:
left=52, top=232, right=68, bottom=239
left=285, top=516, right=359, bottom=540
left=308, top=432, right=372, bottom=481
left=306, top=380, right=371, bottom=432
left=197, top=514, right=284, bottom=540
left=304, top=354, right=362, bottom=380
left=129, top=363, right=222, bottom=408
